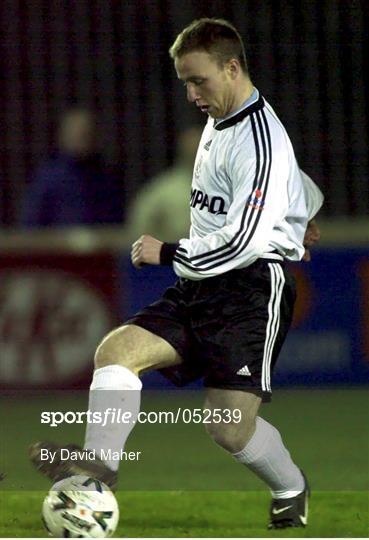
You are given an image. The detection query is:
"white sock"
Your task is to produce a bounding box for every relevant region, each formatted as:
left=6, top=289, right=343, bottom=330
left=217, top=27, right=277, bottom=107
left=233, top=416, right=304, bottom=498
left=84, top=365, right=142, bottom=472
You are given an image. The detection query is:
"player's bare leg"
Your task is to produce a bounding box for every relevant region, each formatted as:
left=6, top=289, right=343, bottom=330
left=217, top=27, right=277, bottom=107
left=93, top=324, right=182, bottom=374
left=203, top=388, right=309, bottom=528
left=203, top=388, right=261, bottom=453
left=30, top=324, right=182, bottom=489
left=84, top=324, right=181, bottom=467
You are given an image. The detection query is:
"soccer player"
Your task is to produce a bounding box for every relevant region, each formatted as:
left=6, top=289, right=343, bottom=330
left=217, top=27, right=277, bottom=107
left=30, top=18, right=323, bottom=529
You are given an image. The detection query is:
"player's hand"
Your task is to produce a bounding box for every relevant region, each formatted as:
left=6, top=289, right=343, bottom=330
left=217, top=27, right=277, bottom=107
left=302, top=219, right=321, bottom=261
left=131, top=235, right=163, bottom=269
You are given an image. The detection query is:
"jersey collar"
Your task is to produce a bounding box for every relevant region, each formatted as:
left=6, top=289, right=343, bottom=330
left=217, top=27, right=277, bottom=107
left=214, top=93, right=265, bottom=131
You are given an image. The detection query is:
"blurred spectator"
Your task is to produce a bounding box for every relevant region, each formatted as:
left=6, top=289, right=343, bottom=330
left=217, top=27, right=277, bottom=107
left=127, top=126, right=202, bottom=241
left=20, top=107, right=125, bottom=227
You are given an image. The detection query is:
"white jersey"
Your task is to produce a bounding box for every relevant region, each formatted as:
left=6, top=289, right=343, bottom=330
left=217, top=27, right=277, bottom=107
left=172, top=90, right=324, bottom=281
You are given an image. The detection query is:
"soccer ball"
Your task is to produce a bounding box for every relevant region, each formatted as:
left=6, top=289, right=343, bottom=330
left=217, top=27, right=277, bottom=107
left=42, top=475, right=119, bottom=538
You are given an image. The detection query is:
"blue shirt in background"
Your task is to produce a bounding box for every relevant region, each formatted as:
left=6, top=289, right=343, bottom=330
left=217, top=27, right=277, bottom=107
left=21, top=153, right=125, bottom=227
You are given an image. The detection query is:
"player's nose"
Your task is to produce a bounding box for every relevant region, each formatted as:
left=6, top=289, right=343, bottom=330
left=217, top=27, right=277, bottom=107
left=186, top=84, right=199, bottom=103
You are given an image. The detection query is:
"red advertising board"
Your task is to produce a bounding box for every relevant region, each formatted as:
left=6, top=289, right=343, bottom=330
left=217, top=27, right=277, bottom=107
left=0, top=253, right=119, bottom=388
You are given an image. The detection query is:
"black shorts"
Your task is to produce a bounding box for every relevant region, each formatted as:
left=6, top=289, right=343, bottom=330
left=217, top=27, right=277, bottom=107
left=126, top=259, right=296, bottom=402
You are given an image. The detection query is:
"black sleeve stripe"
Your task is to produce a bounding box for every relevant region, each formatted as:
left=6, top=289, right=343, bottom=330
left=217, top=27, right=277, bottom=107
left=174, top=109, right=272, bottom=272
left=181, top=113, right=261, bottom=263
left=198, top=109, right=272, bottom=270
left=174, top=112, right=262, bottom=266
left=174, top=110, right=269, bottom=270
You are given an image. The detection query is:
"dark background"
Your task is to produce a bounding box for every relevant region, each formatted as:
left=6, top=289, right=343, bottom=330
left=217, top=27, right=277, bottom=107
left=0, top=0, right=367, bottom=224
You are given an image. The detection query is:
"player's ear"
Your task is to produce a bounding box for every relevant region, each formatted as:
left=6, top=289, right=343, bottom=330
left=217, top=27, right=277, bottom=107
left=226, top=59, right=241, bottom=79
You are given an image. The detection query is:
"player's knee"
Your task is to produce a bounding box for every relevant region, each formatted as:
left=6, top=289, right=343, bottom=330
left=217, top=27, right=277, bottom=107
left=205, top=417, right=256, bottom=453
left=94, top=327, right=138, bottom=373
left=94, top=334, right=123, bottom=369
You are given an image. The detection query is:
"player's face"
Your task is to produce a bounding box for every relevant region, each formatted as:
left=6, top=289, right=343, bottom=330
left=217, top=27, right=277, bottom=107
left=175, top=51, right=235, bottom=119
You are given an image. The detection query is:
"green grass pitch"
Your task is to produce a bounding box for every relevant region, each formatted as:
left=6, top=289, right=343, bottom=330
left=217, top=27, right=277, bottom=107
left=0, top=490, right=368, bottom=537
left=0, top=388, right=368, bottom=537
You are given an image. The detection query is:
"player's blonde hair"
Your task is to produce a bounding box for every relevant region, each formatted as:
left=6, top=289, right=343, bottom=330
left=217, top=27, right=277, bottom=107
left=169, top=18, right=248, bottom=74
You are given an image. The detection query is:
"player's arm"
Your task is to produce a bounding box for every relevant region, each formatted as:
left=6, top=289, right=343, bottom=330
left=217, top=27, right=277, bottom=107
left=299, top=169, right=324, bottom=221
left=299, top=170, right=324, bottom=261
left=161, top=128, right=291, bottom=279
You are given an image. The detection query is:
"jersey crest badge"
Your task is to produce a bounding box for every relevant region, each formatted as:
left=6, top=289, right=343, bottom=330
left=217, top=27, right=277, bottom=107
left=247, top=188, right=265, bottom=210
